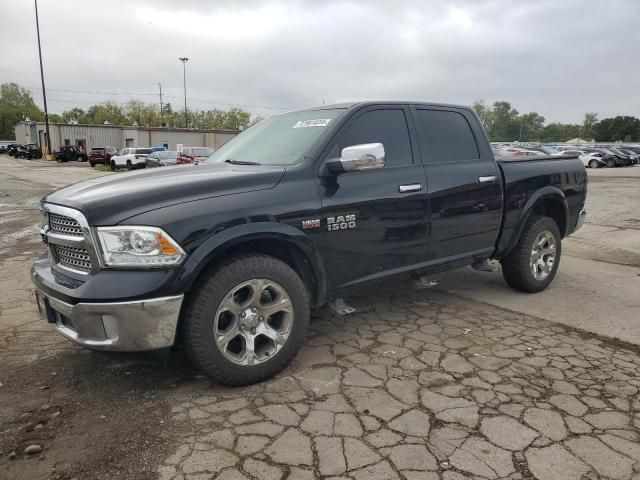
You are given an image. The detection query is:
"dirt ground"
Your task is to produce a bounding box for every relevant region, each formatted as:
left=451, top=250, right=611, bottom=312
left=1, top=156, right=640, bottom=480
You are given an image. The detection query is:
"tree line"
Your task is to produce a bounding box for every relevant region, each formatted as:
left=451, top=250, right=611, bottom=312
left=0, top=82, right=260, bottom=140
left=1, top=82, right=639, bottom=142
left=473, top=100, right=640, bottom=143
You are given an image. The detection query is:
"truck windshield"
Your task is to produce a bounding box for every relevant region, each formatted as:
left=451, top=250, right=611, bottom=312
left=207, top=108, right=345, bottom=166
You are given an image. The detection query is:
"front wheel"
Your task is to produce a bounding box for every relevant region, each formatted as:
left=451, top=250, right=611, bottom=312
left=606, top=159, right=616, bottom=168
left=180, top=254, right=310, bottom=385
left=110, top=160, right=116, bottom=171
left=501, top=216, right=561, bottom=293
left=588, top=160, right=599, bottom=169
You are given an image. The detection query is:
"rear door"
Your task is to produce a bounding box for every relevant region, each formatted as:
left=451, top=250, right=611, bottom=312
left=317, top=106, right=430, bottom=288
left=412, top=107, right=503, bottom=261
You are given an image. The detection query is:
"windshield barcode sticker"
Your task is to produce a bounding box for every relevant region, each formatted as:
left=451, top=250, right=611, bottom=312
left=293, top=119, right=332, bottom=129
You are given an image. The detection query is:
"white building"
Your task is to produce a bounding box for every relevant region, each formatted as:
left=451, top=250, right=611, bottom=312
left=14, top=121, right=238, bottom=153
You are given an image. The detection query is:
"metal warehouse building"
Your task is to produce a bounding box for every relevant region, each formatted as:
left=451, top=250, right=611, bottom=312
left=14, top=121, right=238, bottom=153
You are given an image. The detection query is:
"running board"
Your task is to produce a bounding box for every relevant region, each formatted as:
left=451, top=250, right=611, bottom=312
left=328, top=298, right=356, bottom=315
left=471, top=259, right=498, bottom=272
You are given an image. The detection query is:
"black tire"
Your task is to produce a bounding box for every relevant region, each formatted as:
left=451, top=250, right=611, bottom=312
left=588, top=160, right=599, bottom=169
left=110, top=160, right=116, bottom=171
left=501, top=216, right=561, bottom=293
left=606, top=159, right=616, bottom=168
left=126, top=160, right=133, bottom=170
left=180, top=254, right=310, bottom=385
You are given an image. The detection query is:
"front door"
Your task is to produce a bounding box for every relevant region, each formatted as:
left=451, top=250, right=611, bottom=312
left=317, top=106, right=429, bottom=289
left=412, top=107, right=503, bottom=262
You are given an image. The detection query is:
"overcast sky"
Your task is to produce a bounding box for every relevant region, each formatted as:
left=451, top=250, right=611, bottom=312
left=1, top=0, right=638, bottom=123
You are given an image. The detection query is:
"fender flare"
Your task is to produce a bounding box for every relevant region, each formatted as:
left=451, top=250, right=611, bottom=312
left=505, top=186, right=568, bottom=257
left=174, top=222, right=327, bottom=307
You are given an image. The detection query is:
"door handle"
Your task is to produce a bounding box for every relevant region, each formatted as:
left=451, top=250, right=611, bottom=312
left=478, top=176, right=497, bottom=184
left=398, top=183, right=422, bottom=193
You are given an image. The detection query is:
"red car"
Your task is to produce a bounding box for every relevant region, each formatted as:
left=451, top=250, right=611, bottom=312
left=177, top=147, right=214, bottom=165
left=88, top=146, right=118, bottom=167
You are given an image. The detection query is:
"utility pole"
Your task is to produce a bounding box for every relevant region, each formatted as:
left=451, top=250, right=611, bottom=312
left=34, top=0, right=51, bottom=159
left=179, top=57, right=189, bottom=128
left=158, top=82, right=163, bottom=123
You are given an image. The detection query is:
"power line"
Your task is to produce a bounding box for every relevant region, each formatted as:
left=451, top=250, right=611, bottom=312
left=1, top=67, right=321, bottom=102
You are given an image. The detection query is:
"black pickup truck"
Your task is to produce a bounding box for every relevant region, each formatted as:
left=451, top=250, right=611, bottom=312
left=32, top=102, right=587, bottom=385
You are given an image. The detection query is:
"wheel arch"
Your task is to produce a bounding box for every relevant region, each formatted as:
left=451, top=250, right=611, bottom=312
left=505, top=187, right=569, bottom=257
left=176, top=223, right=327, bottom=308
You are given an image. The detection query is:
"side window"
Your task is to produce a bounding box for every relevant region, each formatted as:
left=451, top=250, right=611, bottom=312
left=415, top=110, right=480, bottom=162
left=331, top=109, right=413, bottom=168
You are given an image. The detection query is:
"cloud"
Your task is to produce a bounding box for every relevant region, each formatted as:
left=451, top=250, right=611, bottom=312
left=1, top=0, right=638, bottom=122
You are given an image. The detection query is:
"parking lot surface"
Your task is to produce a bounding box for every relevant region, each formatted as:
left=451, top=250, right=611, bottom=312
left=1, top=156, right=640, bottom=480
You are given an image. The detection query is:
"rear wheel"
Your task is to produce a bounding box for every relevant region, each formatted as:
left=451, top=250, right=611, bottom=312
left=126, top=160, right=133, bottom=170
left=501, top=216, right=561, bottom=293
left=588, top=160, right=599, bottom=169
left=180, top=254, right=310, bottom=385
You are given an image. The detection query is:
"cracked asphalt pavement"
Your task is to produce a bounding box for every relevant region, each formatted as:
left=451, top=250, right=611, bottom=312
left=1, top=156, right=640, bottom=480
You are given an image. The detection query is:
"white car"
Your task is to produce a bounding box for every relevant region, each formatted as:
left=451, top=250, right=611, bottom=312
left=110, top=147, right=153, bottom=170
left=579, top=152, right=606, bottom=168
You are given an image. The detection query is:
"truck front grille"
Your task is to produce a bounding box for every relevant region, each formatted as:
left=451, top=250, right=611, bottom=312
left=52, top=245, right=92, bottom=272
left=49, top=213, right=83, bottom=236
left=42, top=204, right=97, bottom=275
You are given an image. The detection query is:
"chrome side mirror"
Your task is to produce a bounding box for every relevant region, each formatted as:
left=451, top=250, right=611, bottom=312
left=327, top=143, right=385, bottom=174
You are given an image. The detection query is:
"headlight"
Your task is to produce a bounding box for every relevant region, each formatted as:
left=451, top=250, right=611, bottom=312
left=96, top=226, right=185, bottom=267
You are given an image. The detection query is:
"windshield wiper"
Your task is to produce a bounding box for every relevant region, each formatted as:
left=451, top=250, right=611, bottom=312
left=224, top=159, right=261, bottom=166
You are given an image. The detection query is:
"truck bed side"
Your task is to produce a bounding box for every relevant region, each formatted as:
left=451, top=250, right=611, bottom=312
left=494, top=155, right=587, bottom=258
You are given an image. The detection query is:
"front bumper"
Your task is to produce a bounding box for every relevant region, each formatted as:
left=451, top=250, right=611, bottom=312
left=35, top=288, right=183, bottom=351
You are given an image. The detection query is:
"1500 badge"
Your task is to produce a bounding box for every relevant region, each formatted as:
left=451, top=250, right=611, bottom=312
left=327, top=215, right=356, bottom=231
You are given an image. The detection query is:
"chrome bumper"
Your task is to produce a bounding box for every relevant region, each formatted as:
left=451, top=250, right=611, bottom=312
left=575, top=208, right=587, bottom=232
left=35, top=290, right=183, bottom=351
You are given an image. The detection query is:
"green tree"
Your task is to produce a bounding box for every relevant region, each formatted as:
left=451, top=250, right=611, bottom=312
left=60, top=107, right=88, bottom=124
left=538, top=123, right=581, bottom=143
left=487, top=101, right=520, bottom=141
left=87, top=102, right=127, bottom=125
left=582, top=112, right=598, bottom=140
left=472, top=100, right=492, bottom=131
left=593, top=116, right=640, bottom=142
left=0, top=82, right=44, bottom=139
left=518, top=112, right=545, bottom=142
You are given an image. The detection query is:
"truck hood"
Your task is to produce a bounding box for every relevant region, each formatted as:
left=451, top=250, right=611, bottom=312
left=44, top=163, right=286, bottom=225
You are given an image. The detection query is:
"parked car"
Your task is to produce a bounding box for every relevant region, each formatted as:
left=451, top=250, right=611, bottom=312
left=579, top=152, right=607, bottom=168
left=146, top=150, right=179, bottom=167
left=54, top=145, right=88, bottom=162
left=15, top=144, right=42, bottom=159
left=110, top=147, right=153, bottom=170
left=592, top=147, right=630, bottom=167
left=177, top=146, right=215, bottom=164
left=31, top=101, right=587, bottom=385
left=88, top=146, right=118, bottom=167
left=6, top=144, right=20, bottom=157
left=0, top=144, right=15, bottom=154
left=617, top=147, right=640, bottom=164
left=608, top=146, right=637, bottom=165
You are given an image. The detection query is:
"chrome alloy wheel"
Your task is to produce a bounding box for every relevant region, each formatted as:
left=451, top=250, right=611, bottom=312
left=213, top=278, right=294, bottom=366
left=529, top=230, right=556, bottom=281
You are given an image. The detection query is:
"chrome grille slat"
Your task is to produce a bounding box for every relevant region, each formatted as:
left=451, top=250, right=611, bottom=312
left=49, top=213, right=83, bottom=236
left=42, top=205, right=99, bottom=275
left=52, top=245, right=92, bottom=272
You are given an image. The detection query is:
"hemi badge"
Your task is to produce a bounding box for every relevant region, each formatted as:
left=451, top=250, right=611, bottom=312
left=302, top=219, right=321, bottom=230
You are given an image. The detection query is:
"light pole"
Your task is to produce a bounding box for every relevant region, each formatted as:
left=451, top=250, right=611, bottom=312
left=179, top=57, right=189, bottom=128
left=34, top=0, right=51, bottom=159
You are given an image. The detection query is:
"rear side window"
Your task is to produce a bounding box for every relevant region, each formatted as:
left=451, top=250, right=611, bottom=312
left=415, top=110, right=479, bottom=162
left=136, top=148, right=153, bottom=154
left=331, top=109, right=413, bottom=167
